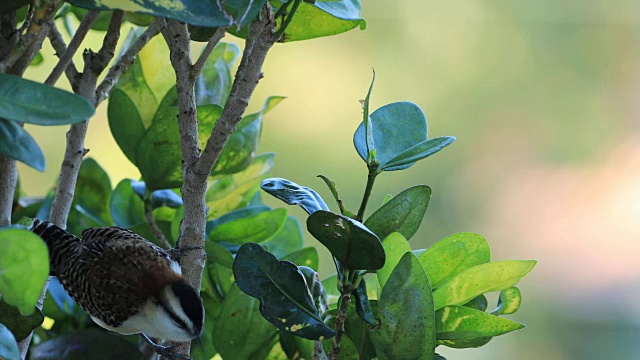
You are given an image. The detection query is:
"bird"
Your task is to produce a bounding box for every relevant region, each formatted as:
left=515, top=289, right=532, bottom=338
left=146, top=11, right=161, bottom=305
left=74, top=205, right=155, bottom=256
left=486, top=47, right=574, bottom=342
left=30, top=219, right=204, bottom=359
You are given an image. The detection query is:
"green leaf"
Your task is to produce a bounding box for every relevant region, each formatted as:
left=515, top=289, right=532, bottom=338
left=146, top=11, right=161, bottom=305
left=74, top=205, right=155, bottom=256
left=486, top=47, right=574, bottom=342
left=0, top=323, right=19, bottom=360
left=30, top=329, right=142, bottom=359
left=207, top=153, right=274, bottom=218
left=418, top=232, right=491, bottom=288
left=354, top=102, right=454, bottom=171
left=212, top=97, right=284, bottom=176
left=307, top=210, right=385, bottom=271
left=196, top=42, right=241, bottom=106
left=352, top=279, right=376, bottom=326
left=381, top=136, right=456, bottom=171
left=107, top=89, right=146, bottom=164
left=365, top=185, right=431, bottom=241
left=262, top=216, right=304, bottom=259
left=281, top=247, right=319, bottom=271
left=209, top=208, right=287, bottom=244
left=0, top=74, right=94, bottom=125
left=212, top=285, right=278, bottom=359
left=204, top=241, right=235, bottom=268
left=491, top=287, right=522, bottom=315
left=70, top=0, right=265, bottom=27
left=0, top=0, right=29, bottom=13
left=0, top=300, right=43, bottom=341
left=433, top=261, right=537, bottom=310
left=376, top=232, right=411, bottom=288
left=321, top=274, right=340, bottom=307
left=70, top=6, right=113, bottom=31
left=110, top=179, right=145, bottom=228
left=436, top=305, right=524, bottom=340
left=369, top=252, right=435, bottom=359
left=438, top=337, right=492, bottom=349
left=233, top=243, right=336, bottom=340
left=462, top=294, right=488, bottom=312
left=268, top=0, right=365, bottom=42
left=362, top=69, right=376, bottom=164
left=72, top=158, right=113, bottom=226
left=261, top=177, right=329, bottom=215
left=0, top=229, right=49, bottom=315
left=345, top=301, right=377, bottom=360
left=0, top=118, right=45, bottom=171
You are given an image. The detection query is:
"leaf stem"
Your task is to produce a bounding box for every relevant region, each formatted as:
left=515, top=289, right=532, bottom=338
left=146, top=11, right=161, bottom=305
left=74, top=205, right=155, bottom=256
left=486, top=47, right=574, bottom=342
left=274, top=0, right=302, bottom=40
left=144, top=196, right=172, bottom=249
left=191, top=26, right=228, bottom=79
left=356, top=169, right=379, bottom=222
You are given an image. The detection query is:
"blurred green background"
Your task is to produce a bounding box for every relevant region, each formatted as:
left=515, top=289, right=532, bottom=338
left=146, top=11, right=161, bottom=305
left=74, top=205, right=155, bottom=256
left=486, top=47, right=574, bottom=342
left=18, top=1, right=640, bottom=359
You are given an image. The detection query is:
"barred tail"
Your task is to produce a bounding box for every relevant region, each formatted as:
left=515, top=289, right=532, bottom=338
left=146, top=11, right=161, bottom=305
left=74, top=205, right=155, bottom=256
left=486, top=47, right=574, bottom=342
left=30, top=219, right=80, bottom=275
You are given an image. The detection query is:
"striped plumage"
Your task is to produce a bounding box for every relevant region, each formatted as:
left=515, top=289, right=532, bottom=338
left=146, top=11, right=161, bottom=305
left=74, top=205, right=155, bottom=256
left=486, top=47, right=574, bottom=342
left=30, top=219, right=203, bottom=343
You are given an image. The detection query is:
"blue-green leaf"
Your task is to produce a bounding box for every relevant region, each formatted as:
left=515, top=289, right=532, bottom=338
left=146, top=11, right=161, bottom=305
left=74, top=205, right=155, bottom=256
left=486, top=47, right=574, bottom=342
left=0, top=118, right=45, bottom=171
left=196, top=42, right=241, bottom=107
left=261, top=177, right=329, bottom=215
left=0, top=323, right=19, bottom=360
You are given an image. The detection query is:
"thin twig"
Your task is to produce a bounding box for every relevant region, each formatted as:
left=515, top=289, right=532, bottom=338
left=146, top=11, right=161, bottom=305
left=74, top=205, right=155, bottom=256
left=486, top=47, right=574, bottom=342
left=18, top=4, right=35, bottom=35
left=191, top=26, right=227, bottom=79
left=89, top=10, right=123, bottom=75
left=144, top=203, right=172, bottom=249
left=44, top=10, right=100, bottom=86
left=195, top=6, right=277, bottom=176
left=46, top=21, right=79, bottom=86
left=0, top=156, right=17, bottom=226
left=329, top=293, right=352, bottom=360
left=96, top=19, right=161, bottom=103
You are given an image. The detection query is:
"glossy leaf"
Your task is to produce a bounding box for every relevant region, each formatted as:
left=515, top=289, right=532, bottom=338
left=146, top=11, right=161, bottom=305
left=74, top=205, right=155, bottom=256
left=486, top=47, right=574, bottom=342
left=30, top=329, right=142, bottom=359
left=365, top=185, right=431, bottom=241
left=0, top=323, right=19, bottom=360
left=261, top=177, right=329, bottom=215
left=433, top=260, right=537, bottom=310
left=0, top=73, right=94, bottom=125
left=353, top=279, right=376, bottom=326
left=281, top=247, right=319, bottom=271
left=233, top=243, right=335, bottom=340
left=491, top=287, right=522, bottom=315
left=418, top=233, right=491, bottom=288
left=73, top=158, right=113, bottom=226
left=110, top=180, right=145, bottom=228
left=438, top=337, right=492, bottom=349
left=362, top=70, right=376, bottom=163
left=307, top=210, right=385, bottom=271
left=436, top=305, right=524, bottom=340
left=207, top=152, right=274, bottom=218
left=212, top=285, right=278, bottom=359
left=0, top=229, right=49, bottom=315
left=0, top=300, right=43, bottom=341
left=0, top=118, right=45, bottom=171
left=376, top=232, right=411, bottom=288
left=70, top=0, right=265, bottom=27
left=209, top=208, right=287, bottom=244
left=196, top=42, right=241, bottom=106
left=212, top=97, right=284, bottom=176
left=369, top=252, right=435, bottom=359
left=462, top=294, right=488, bottom=312
left=354, top=101, right=454, bottom=171
left=267, top=0, right=366, bottom=42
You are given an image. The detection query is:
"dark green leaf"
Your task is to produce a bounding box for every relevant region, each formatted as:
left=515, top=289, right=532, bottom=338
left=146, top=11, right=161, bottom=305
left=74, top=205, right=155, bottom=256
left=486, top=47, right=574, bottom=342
left=262, top=216, right=304, bottom=259
left=107, top=88, right=146, bottom=164
left=365, top=185, right=431, bottom=241
left=233, top=243, right=335, bottom=340
left=204, top=241, right=235, bottom=268
left=0, top=300, right=43, bottom=341
left=281, top=247, right=319, bottom=271
left=110, top=179, right=145, bottom=228
left=433, top=261, right=537, bottom=310
left=0, top=229, right=49, bottom=315
left=0, top=323, right=19, bottom=360
left=261, top=177, right=329, bottom=215
left=0, top=118, right=45, bottom=171
left=376, top=232, right=410, bottom=288
left=70, top=0, right=265, bottom=27
left=363, top=69, right=376, bottom=164
left=352, top=279, right=376, bottom=326
left=70, top=6, right=113, bottom=31
left=30, top=329, right=142, bottom=360
left=0, top=74, right=94, bottom=125
left=322, top=312, right=360, bottom=359
left=196, top=42, right=241, bottom=106
left=436, top=305, right=524, bottom=340
left=0, top=0, right=29, bottom=13
left=209, top=208, right=287, bottom=244
left=307, top=210, right=385, bottom=271
left=418, top=232, right=491, bottom=288
left=462, top=294, right=488, bottom=312
left=73, top=158, right=113, bottom=226
left=321, top=274, right=340, bottom=307
left=206, top=206, right=270, bottom=233
left=381, top=136, right=456, bottom=171
left=345, top=301, right=377, bottom=360
left=369, top=252, right=435, bottom=359
left=212, top=285, right=278, bottom=359
left=491, top=287, right=522, bottom=315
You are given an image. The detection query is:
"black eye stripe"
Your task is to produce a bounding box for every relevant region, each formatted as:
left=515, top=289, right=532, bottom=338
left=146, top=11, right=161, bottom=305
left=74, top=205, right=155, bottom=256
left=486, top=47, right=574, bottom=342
left=160, top=302, right=189, bottom=331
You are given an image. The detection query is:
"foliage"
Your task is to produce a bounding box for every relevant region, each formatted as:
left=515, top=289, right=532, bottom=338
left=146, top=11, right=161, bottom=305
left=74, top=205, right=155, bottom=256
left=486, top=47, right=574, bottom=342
left=0, top=1, right=536, bottom=359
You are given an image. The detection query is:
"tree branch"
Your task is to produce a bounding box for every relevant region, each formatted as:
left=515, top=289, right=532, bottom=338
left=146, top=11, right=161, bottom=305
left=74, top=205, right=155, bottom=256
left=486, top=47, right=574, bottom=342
left=96, top=18, right=161, bottom=104
left=46, top=21, right=79, bottom=86
left=195, top=7, right=277, bottom=176
left=191, top=26, right=227, bottom=79
left=45, top=10, right=100, bottom=86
